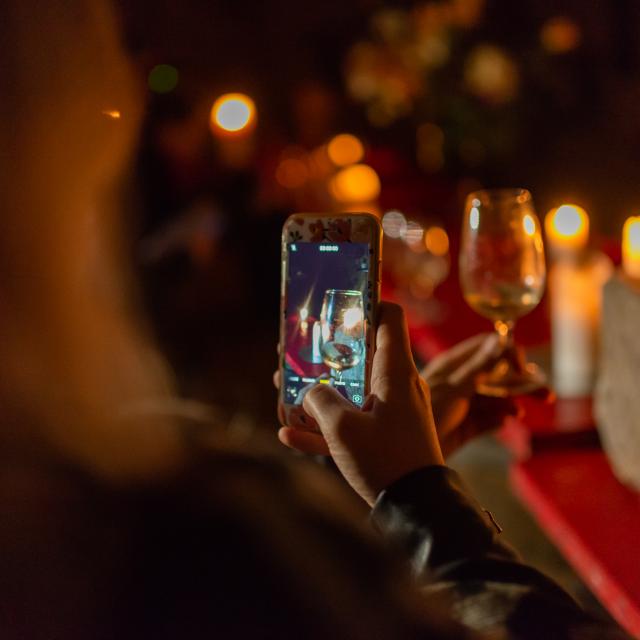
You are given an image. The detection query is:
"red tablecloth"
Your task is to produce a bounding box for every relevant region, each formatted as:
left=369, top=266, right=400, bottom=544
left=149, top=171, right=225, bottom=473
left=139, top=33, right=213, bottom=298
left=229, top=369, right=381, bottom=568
left=512, top=450, right=640, bottom=638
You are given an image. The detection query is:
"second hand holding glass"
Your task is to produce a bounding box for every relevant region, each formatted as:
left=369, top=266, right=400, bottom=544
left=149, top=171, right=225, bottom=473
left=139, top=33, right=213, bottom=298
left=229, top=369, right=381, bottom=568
left=459, top=188, right=546, bottom=397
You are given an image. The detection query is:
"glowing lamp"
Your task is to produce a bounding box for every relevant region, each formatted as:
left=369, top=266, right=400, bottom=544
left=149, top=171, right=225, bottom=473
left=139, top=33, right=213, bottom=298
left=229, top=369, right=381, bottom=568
left=211, top=93, right=256, bottom=134
left=545, top=204, right=589, bottom=254
left=622, top=216, right=640, bottom=279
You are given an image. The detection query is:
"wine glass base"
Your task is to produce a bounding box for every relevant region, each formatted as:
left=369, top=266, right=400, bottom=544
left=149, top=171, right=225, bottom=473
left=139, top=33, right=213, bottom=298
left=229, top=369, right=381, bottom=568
left=476, top=362, right=547, bottom=398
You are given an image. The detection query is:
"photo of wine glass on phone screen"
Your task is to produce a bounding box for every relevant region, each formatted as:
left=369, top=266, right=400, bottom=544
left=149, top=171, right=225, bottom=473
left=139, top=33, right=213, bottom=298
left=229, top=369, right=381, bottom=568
left=279, top=214, right=381, bottom=417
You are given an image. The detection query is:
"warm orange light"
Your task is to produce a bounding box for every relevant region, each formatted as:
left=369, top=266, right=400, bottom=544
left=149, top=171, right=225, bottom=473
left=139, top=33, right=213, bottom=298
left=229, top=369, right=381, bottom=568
left=541, top=16, right=581, bottom=54
left=101, top=109, right=121, bottom=119
left=330, top=164, right=381, bottom=203
left=327, top=134, right=365, bottom=167
left=211, top=93, right=256, bottom=134
left=622, top=216, right=640, bottom=279
left=523, top=214, right=536, bottom=237
left=545, top=204, right=589, bottom=252
left=425, top=226, right=449, bottom=256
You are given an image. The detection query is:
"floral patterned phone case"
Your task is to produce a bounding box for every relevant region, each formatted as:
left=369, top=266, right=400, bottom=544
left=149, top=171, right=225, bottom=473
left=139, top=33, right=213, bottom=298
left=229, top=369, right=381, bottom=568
left=278, top=213, right=382, bottom=427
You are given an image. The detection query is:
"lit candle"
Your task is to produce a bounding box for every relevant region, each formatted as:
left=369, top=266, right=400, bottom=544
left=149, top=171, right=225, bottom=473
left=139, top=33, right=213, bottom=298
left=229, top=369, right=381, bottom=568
left=544, top=204, right=589, bottom=256
left=311, top=321, right=323, bottom=363
left=550, top=252, right=613, bottom=397
left=622, top=216, right=640, bottom=279
left=299, top=306, right=309, bottom=337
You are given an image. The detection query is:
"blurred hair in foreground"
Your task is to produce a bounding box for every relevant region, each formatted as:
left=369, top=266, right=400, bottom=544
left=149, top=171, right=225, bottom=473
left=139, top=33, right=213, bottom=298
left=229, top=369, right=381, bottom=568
left=0, top=0, right=184, bottom=480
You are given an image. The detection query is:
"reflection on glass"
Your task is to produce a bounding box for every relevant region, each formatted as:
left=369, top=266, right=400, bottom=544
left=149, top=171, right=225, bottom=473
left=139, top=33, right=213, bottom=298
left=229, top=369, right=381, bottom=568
left=320, top=289, right=365, bottom=383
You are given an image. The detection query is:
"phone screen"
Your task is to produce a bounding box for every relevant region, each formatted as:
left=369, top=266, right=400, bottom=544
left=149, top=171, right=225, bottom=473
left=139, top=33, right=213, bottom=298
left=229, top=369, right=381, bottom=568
left=283, top=241, right=371, bottom=408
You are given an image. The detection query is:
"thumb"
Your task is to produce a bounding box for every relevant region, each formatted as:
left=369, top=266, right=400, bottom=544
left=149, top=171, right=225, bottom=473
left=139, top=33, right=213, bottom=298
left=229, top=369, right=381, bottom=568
left=371, top=302, right=418, bottom=399
left=303, top=384, right=355, bottom=433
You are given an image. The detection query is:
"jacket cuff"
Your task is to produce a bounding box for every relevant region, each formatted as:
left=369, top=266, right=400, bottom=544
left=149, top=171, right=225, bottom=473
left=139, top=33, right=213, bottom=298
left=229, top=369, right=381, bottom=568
left=371, top=465, right=511, bottom=575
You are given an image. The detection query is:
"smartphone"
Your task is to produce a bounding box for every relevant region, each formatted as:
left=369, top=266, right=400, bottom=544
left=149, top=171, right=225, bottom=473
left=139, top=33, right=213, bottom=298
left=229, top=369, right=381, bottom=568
left=278, top=213, right=382, bottom=427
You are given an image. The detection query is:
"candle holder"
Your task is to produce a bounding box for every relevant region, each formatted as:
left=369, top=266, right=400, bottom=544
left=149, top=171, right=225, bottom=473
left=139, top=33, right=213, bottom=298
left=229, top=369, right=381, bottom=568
left=595, top=272, right=640, bottom=490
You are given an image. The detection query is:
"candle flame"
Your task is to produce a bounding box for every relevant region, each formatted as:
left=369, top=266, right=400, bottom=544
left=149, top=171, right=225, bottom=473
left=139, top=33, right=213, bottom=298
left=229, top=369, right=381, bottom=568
left=549, top=205, right=587, bottom=239
left=623, top=216, right=640, bottom=279
left=624, top=217, right=640, bottom=255
left=101, top=109, right=121, bottom=119
left=545, top=204, right=589, bottom=252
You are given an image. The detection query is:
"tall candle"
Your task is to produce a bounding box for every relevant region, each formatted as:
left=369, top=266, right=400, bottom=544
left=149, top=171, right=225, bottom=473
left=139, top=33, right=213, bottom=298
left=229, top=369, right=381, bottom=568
left=550, top=252, right=613, bottom=397
left=544, top=204, right=589, bottom=256
left=622, top=216, right=640, bottom=279
left=311, top=321, right=323, bottom=364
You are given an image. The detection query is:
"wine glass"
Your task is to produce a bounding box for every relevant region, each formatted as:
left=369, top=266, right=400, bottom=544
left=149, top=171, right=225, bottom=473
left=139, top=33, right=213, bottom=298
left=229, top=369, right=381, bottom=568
left=320, top=289, right=365, bottom=384
left=459, top=188, right=546, bottom=397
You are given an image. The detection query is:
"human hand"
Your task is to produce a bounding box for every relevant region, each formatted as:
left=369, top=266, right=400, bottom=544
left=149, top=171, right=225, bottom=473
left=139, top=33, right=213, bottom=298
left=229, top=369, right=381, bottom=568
left=278, top=302, right=443, bottom=506
left=420, top=334, right=519, bottom=457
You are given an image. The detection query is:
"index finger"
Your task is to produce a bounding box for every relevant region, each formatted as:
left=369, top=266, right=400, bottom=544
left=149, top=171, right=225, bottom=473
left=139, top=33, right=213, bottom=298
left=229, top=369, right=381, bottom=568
left=421, top=333, right=491, bottom=380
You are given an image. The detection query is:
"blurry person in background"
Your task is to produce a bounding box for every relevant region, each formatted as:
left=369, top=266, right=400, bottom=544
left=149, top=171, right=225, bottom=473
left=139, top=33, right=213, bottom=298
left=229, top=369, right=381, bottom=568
left=0, top=1, right=628, bottom=639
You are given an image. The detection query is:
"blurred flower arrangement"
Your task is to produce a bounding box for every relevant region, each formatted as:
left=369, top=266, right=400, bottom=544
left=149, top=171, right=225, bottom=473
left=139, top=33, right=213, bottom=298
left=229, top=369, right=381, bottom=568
left=344, top=0, right=585, bottom=175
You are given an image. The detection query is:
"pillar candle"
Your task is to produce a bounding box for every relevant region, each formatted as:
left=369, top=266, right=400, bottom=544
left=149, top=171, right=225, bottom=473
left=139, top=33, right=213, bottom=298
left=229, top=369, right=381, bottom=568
left=550, top=251, right=613, bottom=397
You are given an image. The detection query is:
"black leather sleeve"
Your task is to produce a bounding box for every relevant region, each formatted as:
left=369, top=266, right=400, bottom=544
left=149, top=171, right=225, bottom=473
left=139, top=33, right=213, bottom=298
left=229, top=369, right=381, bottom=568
left=371, top=465, right=514, bottom=576
left=371, top=465, right=629, bottom=639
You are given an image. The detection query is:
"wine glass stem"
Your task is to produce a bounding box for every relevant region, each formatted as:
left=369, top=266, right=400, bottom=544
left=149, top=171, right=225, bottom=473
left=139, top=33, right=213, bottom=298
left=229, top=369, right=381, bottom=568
left=494, top=319, right=515, bottom=350
left=494, top=319, right=527, bottom=375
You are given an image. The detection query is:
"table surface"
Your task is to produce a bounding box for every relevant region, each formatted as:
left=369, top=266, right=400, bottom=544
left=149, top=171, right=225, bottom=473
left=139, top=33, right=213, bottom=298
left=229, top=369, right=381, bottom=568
left=511, top=450, right=640, bottom=638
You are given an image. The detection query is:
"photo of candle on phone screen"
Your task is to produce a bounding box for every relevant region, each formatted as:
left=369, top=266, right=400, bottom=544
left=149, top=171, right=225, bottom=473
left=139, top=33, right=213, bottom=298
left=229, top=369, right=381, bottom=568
left=282, top=241, right=371, bottom=407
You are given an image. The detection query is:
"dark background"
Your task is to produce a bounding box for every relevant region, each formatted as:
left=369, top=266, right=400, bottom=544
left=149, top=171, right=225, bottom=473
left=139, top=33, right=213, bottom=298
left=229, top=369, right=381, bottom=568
left=118, top=0, right=640, bottom=426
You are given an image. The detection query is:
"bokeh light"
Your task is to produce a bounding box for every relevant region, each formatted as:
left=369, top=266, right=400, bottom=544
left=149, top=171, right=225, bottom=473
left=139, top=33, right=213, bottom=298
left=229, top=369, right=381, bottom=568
left=382, top=210, right=407, bottom=238
left=403, top=221, right=424, bottom=250
left=541, top=16, right=581, bottom=54
left=425, top=226, right=449, bottom=256
left=327, top=134, right=365, bottom=167
left=101, top=109, right=121, bottom=119
left=330, top=164, right=381, bottom=203
left=148, top=64, right=179, bottom=94
left=464, top=45, right=519, bottom=105
left=211, top=93, right=256, bottom=133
